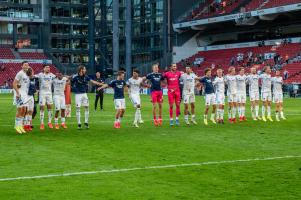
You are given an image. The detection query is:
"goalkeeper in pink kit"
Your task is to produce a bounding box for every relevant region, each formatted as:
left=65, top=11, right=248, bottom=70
left=163, top=63, right=183, bottom=126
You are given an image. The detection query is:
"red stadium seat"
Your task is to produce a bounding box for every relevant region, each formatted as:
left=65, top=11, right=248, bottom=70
left=19, top=52, right=49, bottom=60
left=0, top=48, right=15, bottom=59
left=0, top=63, right=59, bottom=87
left=180, top=0, right=301, bottom=23
left=176, top=43, right=301, bottom=83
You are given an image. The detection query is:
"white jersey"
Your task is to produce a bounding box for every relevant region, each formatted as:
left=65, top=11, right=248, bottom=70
left=180, top=73, right=197, bottom=94
left=14, top=70, right=30, bottom=94
left=225, top=75, right=237, bottom=95
left=272, top=76, right=283, bottom=94
left=53, top=77, right=67, bottom=96
left=213, top=76, right=225, bottom=95
left=247, top=74, right=259, bottom=93
left=236, top=75, right=247, bottom=94
left=260, top=73, right=272, bottom=93
left=37, top=72, right=56, bottom=95
left=127, top=77, right=143, bottom=95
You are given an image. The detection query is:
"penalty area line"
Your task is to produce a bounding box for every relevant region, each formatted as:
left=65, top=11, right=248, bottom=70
left=0, top=155, right=300, bottom=182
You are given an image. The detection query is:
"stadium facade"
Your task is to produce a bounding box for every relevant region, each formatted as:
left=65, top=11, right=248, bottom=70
left=0, top=0, right=176, bottom=75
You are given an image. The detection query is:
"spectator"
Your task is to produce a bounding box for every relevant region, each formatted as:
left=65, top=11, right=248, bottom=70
left=283, top=70, right=289, bottom=80
left=230, top=56, right=235, bottom=66
left=0, top=64, right=5, bottom=72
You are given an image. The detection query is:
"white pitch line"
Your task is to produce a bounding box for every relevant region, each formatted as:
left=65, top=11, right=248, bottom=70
left=0, top=155, right=300, bottom=182
left=0, top=113, right=300, bottom=127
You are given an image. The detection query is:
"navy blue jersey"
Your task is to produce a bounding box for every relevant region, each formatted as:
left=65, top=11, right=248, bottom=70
left=146, top=72, right=164, bottom=91
left=200, top=76, right=215, bottom=94
left=28, top=77, right=39, bottom=96
left=71, top=74, right=91, bottom=94
left=109, top=79, right=126, bottom=99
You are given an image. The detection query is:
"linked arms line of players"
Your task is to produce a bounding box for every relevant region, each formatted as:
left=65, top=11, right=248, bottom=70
left=99, top=63, right=285, bottom=128
left=13, top=63, right=103, bottom=134
left=13, top=62, right=285, bottom=133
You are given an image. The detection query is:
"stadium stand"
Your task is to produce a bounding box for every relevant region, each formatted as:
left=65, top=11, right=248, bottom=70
left=0, top=47, right=58, bottom=87
left=0, top=63, right=59, bottom=87
left=182, top=0, right=244, bottom=22
left=176, top=42, right=301, bottom=83
left=0, top=48, right=15, bottom=59
left=19, top=52, right=48, bottom=60
left=262, top=0, right=301, bottom=9
left=246, top=0, right=301, bottom=11
left=180, top=0, right=301, bottom=22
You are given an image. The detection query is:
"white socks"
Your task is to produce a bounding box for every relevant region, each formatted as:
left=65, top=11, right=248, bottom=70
left=232, top=107, right=236, bottom=118
left=238, top=107, right=241, bottom=117
left=238, top=106, right=245, bottom=117
left=228, top=108, right=231, bottom=119
left=84, top=107, right=89, bottom=123
left=76, top=107, right=81, bottom=124
left=55, top=116, right=65, bottom=125
left=134, top=108, right=141, bottom=123
left=48, top=110, right=53, bottom=123
left=76, top=107, right=89, bottom=124
left=219, top=109, right=224, bottom=120
left=267, top=106, right=271, bottom=117
left=54, top=118, right=59, bottom=125
left=40, top=110, right=45, bottom=124
left=280, top=111, right=284, bottom=118
left=15, top=117, right=23, bottom=127
left=25, top=115, right=32, bottom=126
left=262, top=106, right=266, bottom=116
left=255, top=105, right=259, bottom=117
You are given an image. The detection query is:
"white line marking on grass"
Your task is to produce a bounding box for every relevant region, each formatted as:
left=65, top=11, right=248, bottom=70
left=0, top=155, right=300, bottom=182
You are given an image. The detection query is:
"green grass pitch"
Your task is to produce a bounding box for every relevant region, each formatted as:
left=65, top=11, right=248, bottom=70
left=0, top=93, right=300, bottom=199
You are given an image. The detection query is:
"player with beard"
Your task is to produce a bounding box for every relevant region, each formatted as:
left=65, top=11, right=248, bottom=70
left=163, top=63, right=183, bottom=126
left=71, top=65, right=103, bottom=129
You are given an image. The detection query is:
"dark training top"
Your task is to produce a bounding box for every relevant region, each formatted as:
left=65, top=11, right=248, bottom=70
left=94, top=77, right=105, bottom=94
left=200, top=76, right=215, bottom=94
left=146, top=72, right=164, bottom=92
left=71, top=74, right=91, bottom=94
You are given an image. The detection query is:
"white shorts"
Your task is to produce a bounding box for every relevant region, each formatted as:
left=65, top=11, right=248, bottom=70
left=75, top=93, right=89, bottom=107
left=215, top=93, right=225, bottom=105
left=261, top=92, right=272, bottom=102
left=183, top=93, right=195, bottom=104
left=205, top=93, right=216, bottom=106
left=129, top=94, right=141, bottom=107
left=54, top=95, right=66, bottom=110
left=237, top=93, right=247, bottom=104
left=249, top=91, right=260, bottom=101
left=273, top=93, right=283, bottom=103
left=227, top=93, right=237, bottom=103
left=27, top=96, right=35, bottom=111
left=39, top=93, right=53, bottom=106
left=13, top=92, right=30, bottom=108
left=114, top=99, right=126, bottom=110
